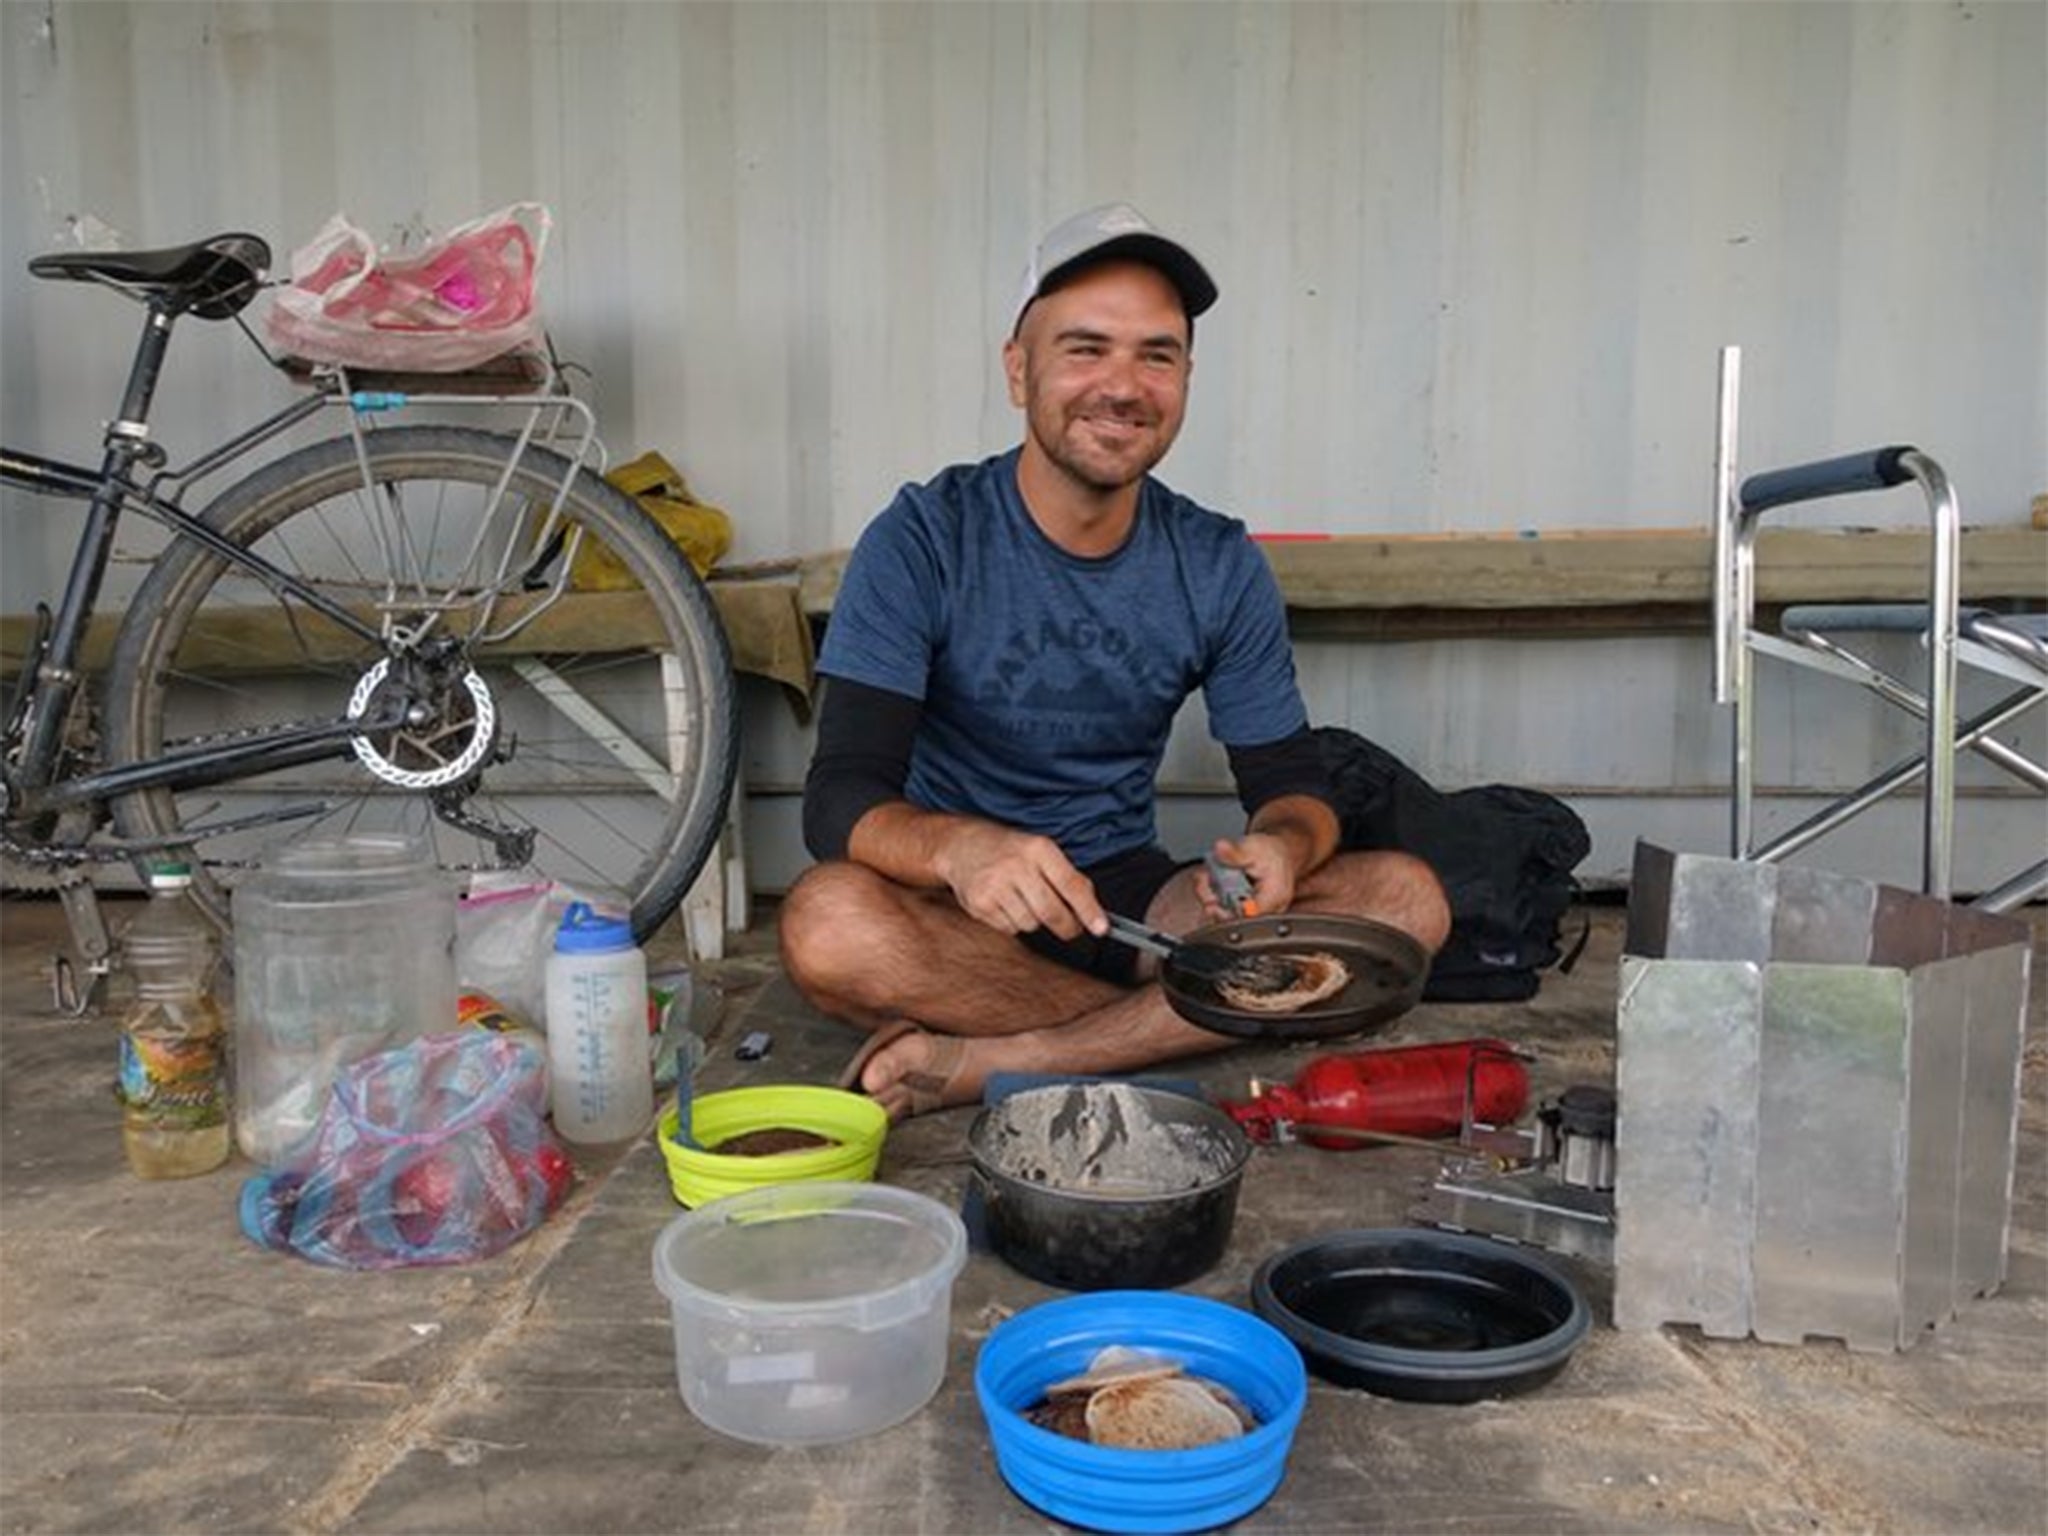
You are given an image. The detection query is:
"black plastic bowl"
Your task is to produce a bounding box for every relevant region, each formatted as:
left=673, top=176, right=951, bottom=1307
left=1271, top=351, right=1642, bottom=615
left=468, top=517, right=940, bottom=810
left=1251, top=1228, right=1589, bottom=1403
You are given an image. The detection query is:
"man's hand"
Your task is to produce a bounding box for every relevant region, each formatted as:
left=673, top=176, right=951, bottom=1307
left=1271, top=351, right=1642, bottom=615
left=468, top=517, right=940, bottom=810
left=1204, top=794, right=1341, bottom=920
left=1203, top=833, right=1298, bottom=920
left=932, top=822, right=1106, bottom=939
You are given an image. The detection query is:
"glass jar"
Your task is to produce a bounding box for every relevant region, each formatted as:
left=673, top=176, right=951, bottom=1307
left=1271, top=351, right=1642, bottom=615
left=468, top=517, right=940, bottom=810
left=231, top=834, right=456, bottom=1166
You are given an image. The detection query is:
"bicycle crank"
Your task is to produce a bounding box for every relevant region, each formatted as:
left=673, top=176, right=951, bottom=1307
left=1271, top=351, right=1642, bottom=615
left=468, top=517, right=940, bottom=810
left=1, top=806, right=113, bottom=1015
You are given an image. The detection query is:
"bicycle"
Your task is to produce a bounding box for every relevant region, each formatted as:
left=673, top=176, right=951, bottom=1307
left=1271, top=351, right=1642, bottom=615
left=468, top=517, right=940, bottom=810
left=1, top=232, right=740, bottom=1009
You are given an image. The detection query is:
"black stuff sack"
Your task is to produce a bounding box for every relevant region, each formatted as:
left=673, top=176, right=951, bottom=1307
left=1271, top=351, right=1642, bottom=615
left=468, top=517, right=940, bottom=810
left=1313, top=727, right=1592, bottom=1002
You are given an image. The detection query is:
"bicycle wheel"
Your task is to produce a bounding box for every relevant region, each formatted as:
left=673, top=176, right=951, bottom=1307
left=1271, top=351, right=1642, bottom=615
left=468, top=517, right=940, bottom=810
left=104, top=424, right=739, bottom=943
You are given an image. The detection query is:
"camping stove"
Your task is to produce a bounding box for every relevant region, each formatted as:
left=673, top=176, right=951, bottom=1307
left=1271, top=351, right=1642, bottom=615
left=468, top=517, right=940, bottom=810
left=1412, top=1084, right=1618, bottom=1266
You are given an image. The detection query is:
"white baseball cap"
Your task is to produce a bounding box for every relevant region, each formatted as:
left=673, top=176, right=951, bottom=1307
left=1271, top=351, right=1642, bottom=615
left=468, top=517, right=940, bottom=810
left=1011, top=202, right=1218, bottom=336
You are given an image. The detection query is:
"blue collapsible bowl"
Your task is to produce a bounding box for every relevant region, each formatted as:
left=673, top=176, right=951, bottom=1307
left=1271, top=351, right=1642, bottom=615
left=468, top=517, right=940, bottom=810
left=975, top=1291, right=1309, bottom=1534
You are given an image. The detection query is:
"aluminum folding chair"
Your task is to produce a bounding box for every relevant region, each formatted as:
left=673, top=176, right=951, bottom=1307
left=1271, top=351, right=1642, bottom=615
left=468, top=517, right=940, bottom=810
left=1710, top=346, right=2048, bottom=910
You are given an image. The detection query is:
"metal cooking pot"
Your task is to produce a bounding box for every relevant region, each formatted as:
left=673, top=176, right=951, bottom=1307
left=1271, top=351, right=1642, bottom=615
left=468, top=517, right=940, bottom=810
left=967, top=1083, right=1251, bottom=1292
left=1157, top=912, right=1430, bottom=1042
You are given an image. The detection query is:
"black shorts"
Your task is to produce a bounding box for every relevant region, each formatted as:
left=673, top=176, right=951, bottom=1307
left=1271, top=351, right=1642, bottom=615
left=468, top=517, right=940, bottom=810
left=1019, top=844, right=1191, bottom=986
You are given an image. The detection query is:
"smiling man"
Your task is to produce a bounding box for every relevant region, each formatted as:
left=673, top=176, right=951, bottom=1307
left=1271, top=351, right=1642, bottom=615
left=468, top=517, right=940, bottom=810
left=778, top=203, right=1449, bottom=1119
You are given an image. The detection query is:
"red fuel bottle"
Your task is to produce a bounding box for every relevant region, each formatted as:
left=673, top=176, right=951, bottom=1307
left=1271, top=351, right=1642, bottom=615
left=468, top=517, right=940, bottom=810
left=1221, top=1039, right=1528, bottom=1150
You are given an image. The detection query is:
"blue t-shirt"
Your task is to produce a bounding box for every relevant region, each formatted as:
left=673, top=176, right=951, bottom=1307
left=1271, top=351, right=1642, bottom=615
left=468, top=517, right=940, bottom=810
left=818, top=449, right=1307, bottom=867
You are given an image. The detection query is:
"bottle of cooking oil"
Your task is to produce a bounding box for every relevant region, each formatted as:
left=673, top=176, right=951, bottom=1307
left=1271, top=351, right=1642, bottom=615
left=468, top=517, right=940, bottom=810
left=117, top=861, right=230, bottom=1178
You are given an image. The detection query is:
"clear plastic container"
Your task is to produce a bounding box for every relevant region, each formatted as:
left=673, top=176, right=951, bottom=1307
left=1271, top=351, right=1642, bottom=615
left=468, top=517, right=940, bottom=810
left=544, top=903, right=651, bottom=1144
left=652, top=1182, right=968, bottom=1445
left=230, top=834, right=456, bottom=1166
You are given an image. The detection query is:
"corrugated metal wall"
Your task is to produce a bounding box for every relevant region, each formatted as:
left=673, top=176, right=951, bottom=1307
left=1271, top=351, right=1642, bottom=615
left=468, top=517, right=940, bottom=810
left=5, top=1, right=2043, bottom=892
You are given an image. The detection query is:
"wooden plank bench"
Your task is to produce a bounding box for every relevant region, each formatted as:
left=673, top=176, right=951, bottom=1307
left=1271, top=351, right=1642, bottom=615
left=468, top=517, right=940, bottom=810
left=9, top=526, right=2039, bottom=689
left=798, top=524, right=2048, bottom=643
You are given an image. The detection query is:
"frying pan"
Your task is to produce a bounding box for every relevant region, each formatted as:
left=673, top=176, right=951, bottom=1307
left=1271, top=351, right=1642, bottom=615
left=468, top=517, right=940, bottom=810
left=1152, top=912, right=1430, bottom=1042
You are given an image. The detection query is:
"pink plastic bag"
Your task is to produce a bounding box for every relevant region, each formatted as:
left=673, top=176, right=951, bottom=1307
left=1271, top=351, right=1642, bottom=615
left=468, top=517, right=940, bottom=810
left=266, top=203, right=551, bottom=372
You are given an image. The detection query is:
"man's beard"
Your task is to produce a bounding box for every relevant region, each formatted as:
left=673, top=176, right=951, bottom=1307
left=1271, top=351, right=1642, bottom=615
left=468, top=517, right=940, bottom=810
left=1034, top=403, right=1174, bottom=493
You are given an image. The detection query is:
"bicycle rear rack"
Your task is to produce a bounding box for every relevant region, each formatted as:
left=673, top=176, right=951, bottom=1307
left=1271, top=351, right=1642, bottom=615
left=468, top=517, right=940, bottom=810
left=310, top=352, right=609, bottom=649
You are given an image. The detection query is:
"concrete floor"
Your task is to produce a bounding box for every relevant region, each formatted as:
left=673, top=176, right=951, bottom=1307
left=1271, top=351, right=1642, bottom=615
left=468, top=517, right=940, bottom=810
left=1, top=893, right=2042, bottom=1536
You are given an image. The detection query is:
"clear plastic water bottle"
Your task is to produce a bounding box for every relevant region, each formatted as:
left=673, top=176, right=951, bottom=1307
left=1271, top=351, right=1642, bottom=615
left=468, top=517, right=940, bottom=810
left=545, top=903, right=652, bottom=1144
left=117, top=861, right=230, bottom=1179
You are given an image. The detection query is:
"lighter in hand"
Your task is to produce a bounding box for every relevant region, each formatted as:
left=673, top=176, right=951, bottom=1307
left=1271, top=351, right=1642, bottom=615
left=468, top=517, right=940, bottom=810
left=1204, top=852, right=1260, bottom=918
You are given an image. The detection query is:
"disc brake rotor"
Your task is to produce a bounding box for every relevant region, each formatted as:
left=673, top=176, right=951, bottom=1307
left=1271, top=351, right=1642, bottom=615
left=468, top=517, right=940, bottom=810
left=346, top=659, right=497, bottom=789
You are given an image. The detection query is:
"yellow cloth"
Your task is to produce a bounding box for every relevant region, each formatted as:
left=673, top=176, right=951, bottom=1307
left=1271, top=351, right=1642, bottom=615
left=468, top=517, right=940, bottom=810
left=572, top=450, right=734, bottom=586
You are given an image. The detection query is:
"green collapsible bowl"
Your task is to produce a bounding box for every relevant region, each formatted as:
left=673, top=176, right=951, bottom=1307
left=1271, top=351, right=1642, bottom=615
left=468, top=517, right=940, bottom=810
left=657, top=1085, right=887, bottom=1207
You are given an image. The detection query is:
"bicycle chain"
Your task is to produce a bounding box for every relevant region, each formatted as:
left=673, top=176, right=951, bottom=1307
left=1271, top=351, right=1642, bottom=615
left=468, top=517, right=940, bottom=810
left=1, top=711, right=350, bottom=872
left=4, top=713, right=529, bottom=875
left=0, top=825, right=106, bottom=869
left=159, top=712, right=350, bottom=757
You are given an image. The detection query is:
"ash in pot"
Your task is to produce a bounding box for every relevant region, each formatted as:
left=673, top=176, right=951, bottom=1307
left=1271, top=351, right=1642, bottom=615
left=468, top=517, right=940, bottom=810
left=981, top=1084, right=1236, bottom=1195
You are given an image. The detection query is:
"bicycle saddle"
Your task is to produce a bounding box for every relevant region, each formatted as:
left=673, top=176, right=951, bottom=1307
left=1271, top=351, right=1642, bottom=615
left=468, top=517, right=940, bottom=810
left=29, top=232, right=270, bottom=320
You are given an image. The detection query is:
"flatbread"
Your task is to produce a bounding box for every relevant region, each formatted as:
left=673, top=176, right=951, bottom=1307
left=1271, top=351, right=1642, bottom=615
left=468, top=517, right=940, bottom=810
left=1215, top=950, right=1351, bottom=1013
left=1026, top=1345, right=1261, bottom=1447
left=1043, top=1346, right=1185, bottom=1399
left=1084, top=1375, right=1247, bottom=1450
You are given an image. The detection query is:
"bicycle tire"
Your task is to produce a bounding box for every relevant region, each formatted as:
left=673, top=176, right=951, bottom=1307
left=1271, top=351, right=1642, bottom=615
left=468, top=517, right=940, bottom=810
left=104, top=424, right=740, bottom=944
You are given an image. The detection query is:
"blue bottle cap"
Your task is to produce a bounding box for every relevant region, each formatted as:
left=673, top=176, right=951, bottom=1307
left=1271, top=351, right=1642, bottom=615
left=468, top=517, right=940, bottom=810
left=554, top=901, right=634, bottom=953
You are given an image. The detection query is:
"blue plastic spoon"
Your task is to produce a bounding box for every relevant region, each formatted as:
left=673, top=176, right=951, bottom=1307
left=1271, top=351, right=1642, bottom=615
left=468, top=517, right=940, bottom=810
left=673, top=1041, right=703, bottom=1150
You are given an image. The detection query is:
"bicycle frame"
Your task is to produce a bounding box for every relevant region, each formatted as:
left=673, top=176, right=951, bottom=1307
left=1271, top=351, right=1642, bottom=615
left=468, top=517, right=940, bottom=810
left=4, top=395, right=393, bottom=811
